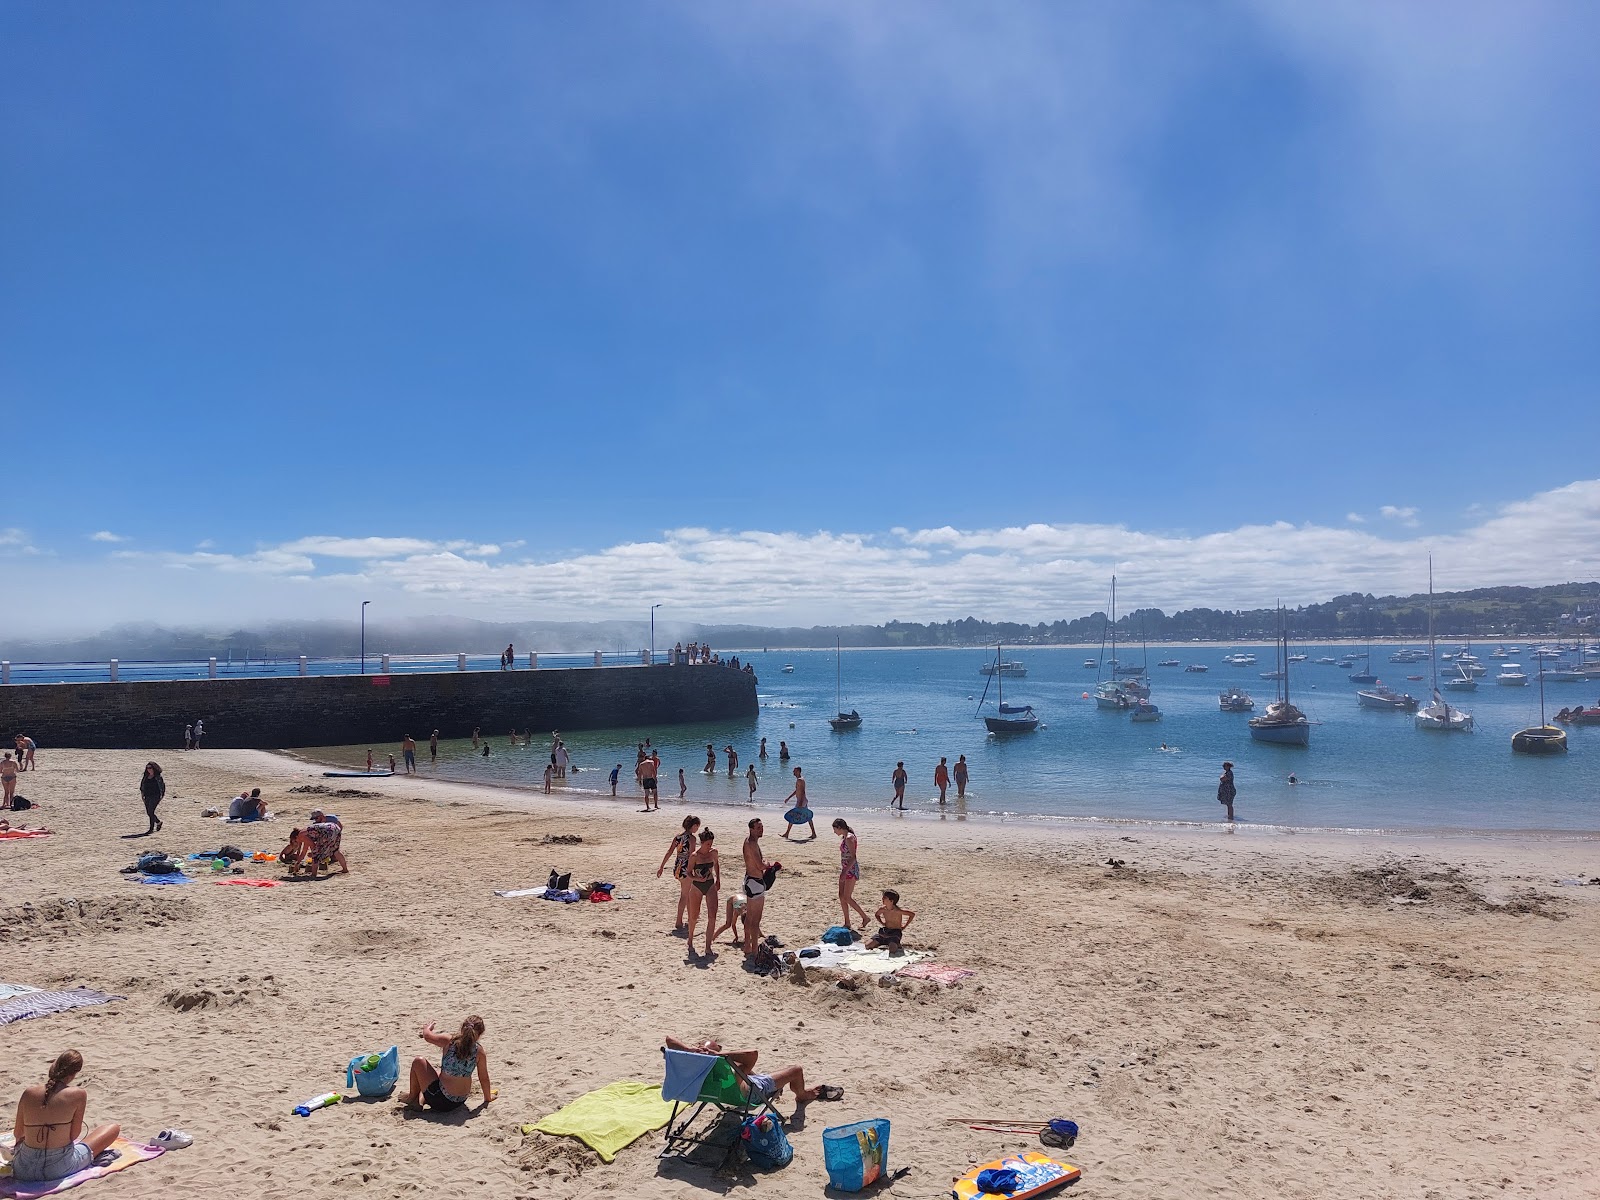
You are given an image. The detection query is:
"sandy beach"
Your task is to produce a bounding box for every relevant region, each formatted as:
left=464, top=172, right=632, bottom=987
left=2, top=748, right=1597, bottom=1199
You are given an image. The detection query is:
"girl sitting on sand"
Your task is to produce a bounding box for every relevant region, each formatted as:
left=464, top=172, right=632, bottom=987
left=9, top=1051, right=121, bottom=1183
left=398, top=1017, right=493, bottom=1113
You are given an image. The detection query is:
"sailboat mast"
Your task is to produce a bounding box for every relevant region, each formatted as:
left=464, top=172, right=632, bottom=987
left=996, top=643, right=1004, bottom=709
left=836, top=635, right=842, bottom=714
left=1111, top=576, right=1117, bottom=676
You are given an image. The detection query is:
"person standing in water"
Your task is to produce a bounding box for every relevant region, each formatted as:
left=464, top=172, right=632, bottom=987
left=678, top=768, right=687, bottom=798
left=781, top=767, right=816, bottom=840
left=759, top=737, right=768, bottom=760
left=429, top=730, right=439, bottom=764
left=703, top=743, right=716, bottom=774
left=1217, top=761, right=1237, bottom=823
left=953, top=754, right=969, bottom=799
left=933, top=757, right=950, bottom=805
left=725, top=745, right=738, bottom=778
left=890, top=762, right=908, bottom=810
left=745, top=763, right=758, bottom=800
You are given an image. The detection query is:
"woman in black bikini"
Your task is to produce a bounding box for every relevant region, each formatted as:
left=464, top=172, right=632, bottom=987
left=684, top=828, right=720, bottom=958
left=656, top=815, right=701, bottom=934
left=10, top=1050, right=121, bottom=1183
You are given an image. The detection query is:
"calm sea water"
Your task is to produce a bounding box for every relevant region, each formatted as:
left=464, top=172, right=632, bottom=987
left=315, top=647, right=1599, bottom=835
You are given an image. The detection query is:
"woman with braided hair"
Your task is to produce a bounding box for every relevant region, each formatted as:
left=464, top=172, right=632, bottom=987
left=10, top=1050, right=121, bottom=1182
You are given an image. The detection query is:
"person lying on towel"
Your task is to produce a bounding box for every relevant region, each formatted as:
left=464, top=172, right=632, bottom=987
left=665, top=1036, right=843, bottom=1104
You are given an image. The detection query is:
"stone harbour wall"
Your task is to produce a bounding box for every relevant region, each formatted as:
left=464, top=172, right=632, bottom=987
left=0, top=665, right=759, bottom=750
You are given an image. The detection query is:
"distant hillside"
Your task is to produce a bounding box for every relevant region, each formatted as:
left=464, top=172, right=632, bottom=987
left=3, top=583, right=1595, bottom=662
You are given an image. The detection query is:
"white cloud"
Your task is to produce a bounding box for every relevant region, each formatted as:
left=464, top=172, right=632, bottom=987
left=15, top=479, right=1597, bottom=630
left=1379, top=505, right=1420, bottom=527
left=88, top=530, right=128, bottom=543
left=0, top=528, right=28, bottom=546
left=1345, top=513, right=1364, bottom=524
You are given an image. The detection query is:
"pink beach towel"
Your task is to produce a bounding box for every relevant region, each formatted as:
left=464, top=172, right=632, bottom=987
left=212, top=879, right=280, bottom=888
left=895, top=962, right=976, bottom=986
left=0, top=831, right=51, bottom=840
left=0, top=1140, right=163, bottom=1197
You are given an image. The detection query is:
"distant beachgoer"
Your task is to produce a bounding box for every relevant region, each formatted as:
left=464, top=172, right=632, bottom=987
left=833, top=818, right=868, bottom=930
left=638, top=753, right=660, bottom=811
left=1287, top=773, right=1298, bottom=785
left=183, top=724, right=193, bottom=752
left=504, top=643, right=515, bottom=670
left=741, top=818, right=778, bottom=957
left=191, top=721, right=203, bottom=750
left=9, top=1050, right=121, bottom=1183
left=555, top=742, right=570, bottom=778
left=725, top=745, right=738, bottom=777
left=704, top=743, right=716, bottom=774
left=1218, top=762, right=1237, bottom=822
left=366, top=749, right=374, bottom=773
left=781, top=767, right=816, bottom=840
left=19, top=736, right=34, bottom=771
left=934, top=757, right=950, bottom=805
left=429, top=731, right=439, bottom=763
left=759, top=737, right=768, bottom=759
left=636, top=742, right=647, bottom=765
left=139, top=762, right=165, bottom=834
left=480, top=743, right=490, bottom=758
left=609, top=764, right=621, bottom=797
left=399, top=1017, right=492, bottom=1113
left=402, top=735, right=417, bottom=775
left=866, top=889, right=915, bottom=951
left=658, top=814, right=702, bottom=932
left=746, top=764, right=758, bottom=800
left=891, top=762, right=908, bottom=811
left=388, top=754, right=397, bottom=773
left=685, top=829, right=721, bottom=957
left=472, top=728, right=481, bottom=749
left=953, top=754, right=968, bottom=799
left=678, top=768, right=687, bottom=799
left=778, top=741, right=790, bottom=762
left=543, top=763, right=552, bottom=793
left=1, top=753, right=17, bottom=808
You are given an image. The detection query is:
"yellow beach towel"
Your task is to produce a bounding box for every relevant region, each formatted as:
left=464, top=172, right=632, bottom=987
left=527, top=1081, right=674, bottom=1163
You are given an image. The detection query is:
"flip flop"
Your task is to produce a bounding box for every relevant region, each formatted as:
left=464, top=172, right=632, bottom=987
left=817, top=1085, right=844, bottom=1101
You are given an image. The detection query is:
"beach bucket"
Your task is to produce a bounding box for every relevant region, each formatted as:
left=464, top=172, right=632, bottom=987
left=823, top=1118, right=889, bottom=1191
left=346, top=1046, right=399, bottom=1097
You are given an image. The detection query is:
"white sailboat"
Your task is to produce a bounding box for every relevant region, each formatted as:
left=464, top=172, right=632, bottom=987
left=1416, top=557, right=1474, bottom=733
left=828, top=636, right=861, bottom=731
left=1094, top=577, right=1132, bottom=710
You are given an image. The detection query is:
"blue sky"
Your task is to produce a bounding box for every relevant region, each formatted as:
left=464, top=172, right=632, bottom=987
left=3, top=3, right=1599, bottom=629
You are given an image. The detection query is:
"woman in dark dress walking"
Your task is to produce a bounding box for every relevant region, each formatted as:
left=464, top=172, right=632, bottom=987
left=139, top=761, right=166, bottom=834
left=1217, top=761, right=1236, bottom=823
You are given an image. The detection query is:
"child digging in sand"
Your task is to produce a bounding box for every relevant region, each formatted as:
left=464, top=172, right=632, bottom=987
left=866, top=889, right=914, bottom=950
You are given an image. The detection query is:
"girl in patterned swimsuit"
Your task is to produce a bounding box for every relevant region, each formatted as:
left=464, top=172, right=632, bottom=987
left=657, top=815, right=701, bottom=934
left=833, top=819, right=869, bottom=931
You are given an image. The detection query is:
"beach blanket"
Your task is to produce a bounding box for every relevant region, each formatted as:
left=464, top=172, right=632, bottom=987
left=212, top=879, right=280, bottom=888
left=0, top=831, right=51, bottom=840
left=896, top=962, right=976, bottom=986
left=0, top=990, right=122, bottom=1028
left=0, top=984, right=41, bottom=1002
left=0, top=1140, right=163, bottom=1196
left=132, top=875, right=192, bottom=886
left=800, top=943, right=931, bottom=976
left=0, top=987, right=114, bottom=1025
left=493, top=887, right=547, bottom=899
left=525, top=1082, right=673, bottom=1163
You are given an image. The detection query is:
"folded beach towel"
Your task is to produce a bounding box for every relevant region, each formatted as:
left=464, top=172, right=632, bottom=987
left=0, top=831, right=51, bottom=840
left=895, top=962, right=976, bottom=986
left=132, top=875, right=192, bottom=886
left=0, top=989, right=123, bottom=1028
left=493, top=887, right=547, bottom=899
left=0, top=984, right=41, bottom=1002
left=0, top=1139, right=163, bottom=1197
left=526, top=1082, right=673, bottom=1163
left=212, top=879, right=280, bottom=888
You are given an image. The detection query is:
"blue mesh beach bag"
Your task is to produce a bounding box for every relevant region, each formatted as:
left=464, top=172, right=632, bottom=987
left=346, top=1046, right=399, bottom=1098
left=740, top=1111, right=793, bottom=1170
left=823, top=1118, right=890, bottom=1191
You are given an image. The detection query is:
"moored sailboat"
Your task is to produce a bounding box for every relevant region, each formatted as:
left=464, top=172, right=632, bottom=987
left=1249, top=607, right=1310, bottom=745
left=1416, top=558, right=1474, bottom=732
left=980, top=643, right=1039, bottom=734
left=828, top=636, right=862, bottom=731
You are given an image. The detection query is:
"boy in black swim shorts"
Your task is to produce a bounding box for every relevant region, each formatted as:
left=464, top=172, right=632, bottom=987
left=866, top=889, right=914, bottom=950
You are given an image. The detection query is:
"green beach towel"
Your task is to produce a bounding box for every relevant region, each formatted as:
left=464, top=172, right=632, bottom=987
left=527, top=1081, right=675, bottom=1163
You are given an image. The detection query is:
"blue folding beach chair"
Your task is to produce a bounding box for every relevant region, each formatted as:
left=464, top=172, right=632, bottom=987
left=659, top=1048, right=780, bottom=1169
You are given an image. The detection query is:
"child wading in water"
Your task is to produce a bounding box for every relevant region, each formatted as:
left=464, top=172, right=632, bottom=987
left=866, top=889, right=915, bottom=950
left=781, top=767, right=817, bottom=840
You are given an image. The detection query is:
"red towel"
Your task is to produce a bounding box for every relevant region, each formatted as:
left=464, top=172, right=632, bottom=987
left=212, top=878, right=280, bottom=888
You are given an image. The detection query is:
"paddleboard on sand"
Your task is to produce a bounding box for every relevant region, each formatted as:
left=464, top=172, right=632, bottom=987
left=321, top=770, right=394, bottom=778
left=951, top=1152, right=1081, bottom=1200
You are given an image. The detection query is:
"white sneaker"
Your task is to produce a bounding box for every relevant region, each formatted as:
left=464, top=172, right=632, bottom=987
left=152, top=1129, right=193, bottom=1149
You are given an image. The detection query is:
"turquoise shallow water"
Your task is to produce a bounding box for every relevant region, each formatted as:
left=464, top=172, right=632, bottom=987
left=318, top=647, right=1599, bottom=835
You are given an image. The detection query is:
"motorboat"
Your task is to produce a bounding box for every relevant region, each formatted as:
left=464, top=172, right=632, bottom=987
left=1316, top=657, right=1338, bottom=665
left=1122, top=677, right=1151, bottom=699
left=1442, top=663, right=1478, bottom=692
left=781, top=664, right=795, bottom=674
left=1357, top=683, right=1419, bottom=711
left=1249, top=611, right=1311, bottom=746
left=1389, top=648, right=1430, bottom=663
left=1083, top=659, right=1098, bottom=669
left=1554, top=705, right=1600, bottom=726
left=1496, top=664, right=1529, bottom=686
left=1219, top=686, right=1255, bottom=712
left=1461, top=661, right=1488, bottom=676
left=1259, top=669, right=1285, bottom=681
left=1489, top=647, right=1509, bottom=658
left=1288, top=653, right=1308, bottom=663
left=1530, top=647, right=1563, bottom=660
left=1129, top=698, right=1162, bottom=722
left=1540, top=663, right=1584, bottom=683
left=1184, top=663, right=1210, bottom=673
left=980, top=643, right=1039, bottom=734
left=980, top=660, right=1028, bottom=677
left=1157, top=659, right=1181, bottom=667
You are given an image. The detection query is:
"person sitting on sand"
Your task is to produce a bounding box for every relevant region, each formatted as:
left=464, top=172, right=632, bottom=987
left=664, top=1036, right=842, bottom=1105
left=866, top=889, right=915, bottom=951
left=228, top=788, right=267, bottom=822
left=9, top=1050, right=121, bottom=1183
left=398, top=1017, right=493, bottom=1113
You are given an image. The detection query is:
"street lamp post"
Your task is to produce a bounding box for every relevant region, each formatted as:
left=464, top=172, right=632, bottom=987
left=360, top=600, right=371, bottom=675
left=650, top=604, right=662, bottom=665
